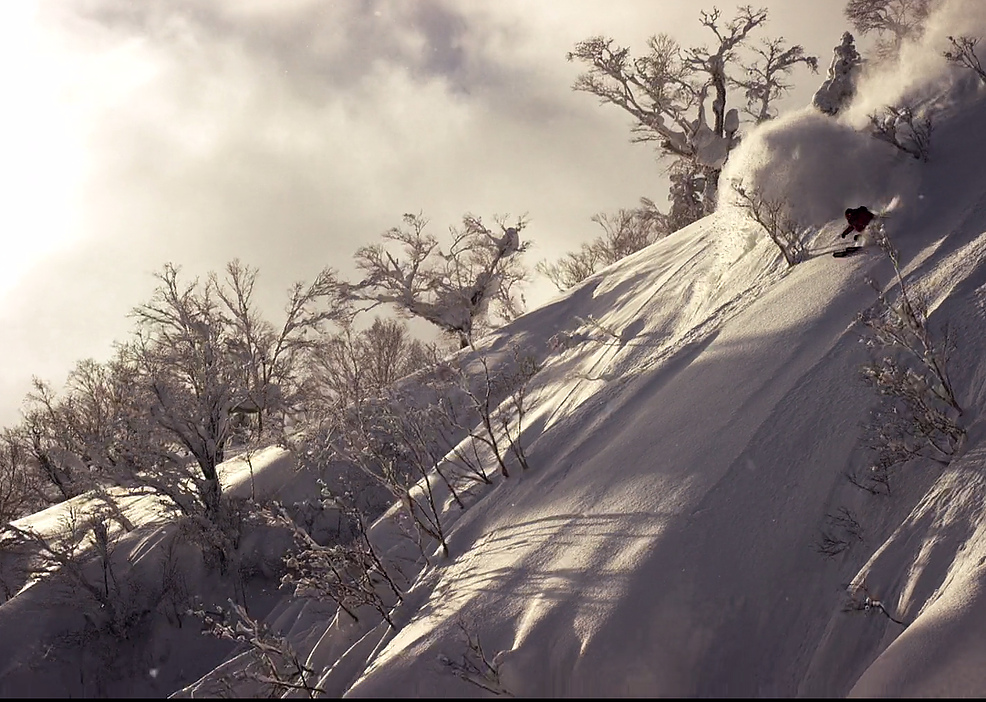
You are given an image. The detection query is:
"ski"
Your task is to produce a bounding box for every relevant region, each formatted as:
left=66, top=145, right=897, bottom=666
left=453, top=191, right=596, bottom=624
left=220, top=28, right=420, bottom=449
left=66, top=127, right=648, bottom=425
left=833, top=246, right=863, bottom=258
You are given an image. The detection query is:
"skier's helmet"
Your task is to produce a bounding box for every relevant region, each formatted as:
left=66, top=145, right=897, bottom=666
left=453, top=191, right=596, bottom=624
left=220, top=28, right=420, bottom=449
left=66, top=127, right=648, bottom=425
left=845, top=208, right=853, bottom=218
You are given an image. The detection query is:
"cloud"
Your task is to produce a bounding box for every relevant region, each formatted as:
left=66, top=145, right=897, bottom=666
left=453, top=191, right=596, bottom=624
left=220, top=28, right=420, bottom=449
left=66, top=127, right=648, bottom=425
left=58, top=0, right=526, bottom=101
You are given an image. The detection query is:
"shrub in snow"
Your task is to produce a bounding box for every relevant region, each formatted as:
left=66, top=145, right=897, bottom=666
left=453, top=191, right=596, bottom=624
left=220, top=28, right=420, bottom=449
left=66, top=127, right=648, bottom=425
left=944, top=35, right=986, bottom=85
left=729, top=182, right=810, bottom=266
left=568, top=7, right=816, bottom=220
left=814, top=507, right=864, bottom=559
left=272, top=494, right=405, bottom=630
left=844, top=581, right=907, bottom=626
left=438, top=617, right=513, bottom=697
left=3, top=507, right=132, bottom=633
left=857, top=227, right=964, bottom=483
left=846, top=461, right=893, bottom=496
left=443, top=350, right=541, bottom=481
left=195, top=599, right=324, bottom=697
left=174, top=495, right=255, bottom=577
left=346, top=213, right=530, bottom=349
left=428, top=351, right=540, bottom=487
left=812, top=32, right=864, bottom=116
left=868, top=104, right=933, bottom=161
left=3, top=505, right=190, bottom=642
left=331, top=390, right=456, bottom=559
left=536, top=199, right=669, bottom=292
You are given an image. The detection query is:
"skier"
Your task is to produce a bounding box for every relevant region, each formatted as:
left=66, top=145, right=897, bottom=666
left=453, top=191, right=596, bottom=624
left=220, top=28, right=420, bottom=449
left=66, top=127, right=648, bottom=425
left=841, top=206, right=875, bottom=241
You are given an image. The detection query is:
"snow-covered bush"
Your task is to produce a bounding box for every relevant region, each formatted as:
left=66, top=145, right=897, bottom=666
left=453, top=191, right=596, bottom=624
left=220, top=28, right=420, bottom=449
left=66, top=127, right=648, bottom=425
left=439, top=617, right=512, bottom=696
left=812, top=32, right=864, bottom=115
left=944, top=35, right=986, bottom=85
left=869, top=104, right=934, bottom=160
left=331, top=390, right=456, bottom=559
left=729, top=182, right=810, bottom=266
left=446, top=350, right=541, bottom=480
left=858, top=227, right=964, bottom=480
left=814, top=507, right=864, bottom=558
left=195, top=599, right=324, bottom=697
left=2, top=504, right=192, bottom=647
left=274, top=494, right=405, bottom=630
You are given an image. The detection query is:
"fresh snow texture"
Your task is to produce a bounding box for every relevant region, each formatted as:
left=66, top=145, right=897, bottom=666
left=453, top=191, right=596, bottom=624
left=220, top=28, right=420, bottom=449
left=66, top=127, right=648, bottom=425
left=190, top=90, right=986, bottom=698
left=5, top=1, right=986, bottom=696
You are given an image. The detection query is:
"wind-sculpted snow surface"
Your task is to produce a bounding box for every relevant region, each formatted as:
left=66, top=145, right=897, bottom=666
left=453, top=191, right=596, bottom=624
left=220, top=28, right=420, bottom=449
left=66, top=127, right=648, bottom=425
left=318, top=98, right=986, bottom=697
left=327, top=214, right=879, bottom=697
left=156, top=86, right=986, bottom=696
left=9, top=3, right=986, bottom=695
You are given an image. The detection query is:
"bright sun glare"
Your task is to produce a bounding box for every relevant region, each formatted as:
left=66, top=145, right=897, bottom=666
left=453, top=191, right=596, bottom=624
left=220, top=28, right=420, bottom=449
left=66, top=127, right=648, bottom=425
left=0, top=2, right=84, bottom=302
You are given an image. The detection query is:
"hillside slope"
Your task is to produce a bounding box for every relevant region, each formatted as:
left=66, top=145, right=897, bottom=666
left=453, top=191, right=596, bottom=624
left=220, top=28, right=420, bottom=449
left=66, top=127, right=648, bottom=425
left=318, top=97, right=986, bottom=697
left=4, top=38, right=986, bottom=701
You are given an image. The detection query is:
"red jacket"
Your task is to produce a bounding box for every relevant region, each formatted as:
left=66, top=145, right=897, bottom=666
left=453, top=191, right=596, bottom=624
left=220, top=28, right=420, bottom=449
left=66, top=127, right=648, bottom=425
left=845, top=206, right=874, bottom=232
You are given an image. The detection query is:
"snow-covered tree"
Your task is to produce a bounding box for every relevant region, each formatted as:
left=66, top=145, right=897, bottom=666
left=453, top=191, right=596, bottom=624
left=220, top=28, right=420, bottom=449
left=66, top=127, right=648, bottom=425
left=537, top=198, right=669, bottom=291
left=346, top=213, right=530, bottom=349
left=844, top=0, right=934, bottom=59
left=735, top=38, right=818, bottom=123
left=568, top=7, right=816, bottom=221
left=14, top=378, right=88, bottom=502
left=123, top=262, right=344, bottom=521
left=667, top=159, right=707, bottom=232
left=129, top=264, right=243, bottom=520
left=307, top=317, right=440, bottom=417
left=944, top=35, right=986, bottom=85
left=0, top=432, right=36, bottom=527
left=211, top=259, right=342, bottom=441
left=812, top=32, right=864, bottom=115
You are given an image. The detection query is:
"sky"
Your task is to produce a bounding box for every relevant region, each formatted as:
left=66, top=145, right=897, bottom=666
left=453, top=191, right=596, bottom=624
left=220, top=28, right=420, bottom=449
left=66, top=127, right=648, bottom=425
left=0, top=0, right=848, bottom=428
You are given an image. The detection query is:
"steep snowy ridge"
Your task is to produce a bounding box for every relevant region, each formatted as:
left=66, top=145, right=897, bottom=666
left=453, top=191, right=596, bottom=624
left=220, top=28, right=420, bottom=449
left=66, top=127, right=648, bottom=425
left=327, top=99, right=986, bottom=696
left=4, top=60, right=986, bottom=701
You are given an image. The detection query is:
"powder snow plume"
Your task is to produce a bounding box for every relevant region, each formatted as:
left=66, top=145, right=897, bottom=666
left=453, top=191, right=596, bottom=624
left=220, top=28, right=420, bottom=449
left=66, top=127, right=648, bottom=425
left=721, top=0, right=986, bottom=229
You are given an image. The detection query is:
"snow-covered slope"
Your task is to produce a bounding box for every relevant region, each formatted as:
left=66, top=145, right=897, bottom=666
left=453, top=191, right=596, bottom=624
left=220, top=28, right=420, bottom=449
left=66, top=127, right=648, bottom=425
left=162, top=88, right=986, bottom=697
left=5, top=9, right=986, bottom=696
left=306, top=96, right=986, bottom=696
